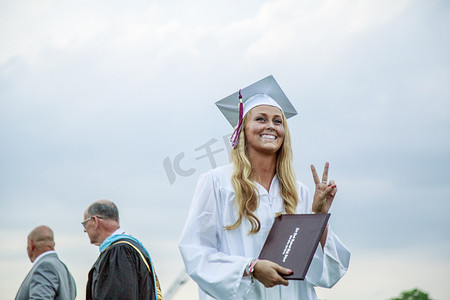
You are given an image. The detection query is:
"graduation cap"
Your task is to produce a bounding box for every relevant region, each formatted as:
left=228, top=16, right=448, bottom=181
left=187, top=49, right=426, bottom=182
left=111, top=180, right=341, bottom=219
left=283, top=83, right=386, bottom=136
left=215, top=75, right=298, bottom=148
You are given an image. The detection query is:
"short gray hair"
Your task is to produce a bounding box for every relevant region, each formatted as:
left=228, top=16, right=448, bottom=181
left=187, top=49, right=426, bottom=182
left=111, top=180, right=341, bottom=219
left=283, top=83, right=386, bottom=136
left=87, top=200, right=119, bottom=222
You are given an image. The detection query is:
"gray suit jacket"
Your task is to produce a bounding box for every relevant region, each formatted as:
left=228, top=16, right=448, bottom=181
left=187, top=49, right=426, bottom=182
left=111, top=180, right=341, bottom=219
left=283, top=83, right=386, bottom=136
left=15, top=252, right=76, bottom=300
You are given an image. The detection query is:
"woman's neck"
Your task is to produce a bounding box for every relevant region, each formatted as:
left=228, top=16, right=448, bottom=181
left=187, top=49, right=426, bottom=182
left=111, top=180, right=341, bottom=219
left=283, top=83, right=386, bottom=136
left=248, top=151, right=277, bottom=192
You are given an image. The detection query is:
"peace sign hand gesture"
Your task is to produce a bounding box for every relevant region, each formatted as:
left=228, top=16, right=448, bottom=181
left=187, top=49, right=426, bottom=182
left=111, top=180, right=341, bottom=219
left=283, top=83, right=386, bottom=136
left=311, top=162, right=337, bottom=214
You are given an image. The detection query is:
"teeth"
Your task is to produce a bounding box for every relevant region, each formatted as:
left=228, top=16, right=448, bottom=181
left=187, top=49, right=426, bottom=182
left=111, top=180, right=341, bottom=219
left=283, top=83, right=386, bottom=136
left=261, top=134, right=276, bottom=140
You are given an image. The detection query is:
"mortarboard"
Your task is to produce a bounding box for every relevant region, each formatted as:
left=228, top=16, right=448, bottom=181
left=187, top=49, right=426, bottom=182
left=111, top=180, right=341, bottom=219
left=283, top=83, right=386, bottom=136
left=215, top=75, right=298, bottom=147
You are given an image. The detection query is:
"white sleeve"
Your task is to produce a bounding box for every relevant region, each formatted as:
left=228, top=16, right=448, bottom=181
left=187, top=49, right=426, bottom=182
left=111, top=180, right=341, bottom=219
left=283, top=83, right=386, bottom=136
left=178, top=172, right=251, bottom=300
left=306, top=227, right=351, bottom=287
left=298, top=182, right=351, bottom=288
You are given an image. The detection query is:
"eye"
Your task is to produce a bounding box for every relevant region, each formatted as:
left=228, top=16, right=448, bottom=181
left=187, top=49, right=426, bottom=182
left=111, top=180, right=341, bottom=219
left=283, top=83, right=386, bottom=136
left=256, top=117, right=265, bottom=122
left=274, top=119, right=283, bottom=124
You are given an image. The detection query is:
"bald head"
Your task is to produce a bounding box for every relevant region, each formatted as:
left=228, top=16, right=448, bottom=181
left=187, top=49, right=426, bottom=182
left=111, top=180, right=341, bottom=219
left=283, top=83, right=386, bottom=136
left=27, top=225, right=55, bottom=262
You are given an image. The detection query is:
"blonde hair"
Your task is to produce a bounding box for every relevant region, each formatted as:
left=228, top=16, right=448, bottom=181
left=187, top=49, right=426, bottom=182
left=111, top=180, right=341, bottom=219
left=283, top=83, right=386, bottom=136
left=225, top=111, right=298, bottom=234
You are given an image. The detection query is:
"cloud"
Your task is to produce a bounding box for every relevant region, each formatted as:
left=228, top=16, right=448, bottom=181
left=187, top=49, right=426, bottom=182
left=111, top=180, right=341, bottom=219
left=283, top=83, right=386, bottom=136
left=1, top=0, right=449, bottom=299
left=317, top=243, right=450, bottom=300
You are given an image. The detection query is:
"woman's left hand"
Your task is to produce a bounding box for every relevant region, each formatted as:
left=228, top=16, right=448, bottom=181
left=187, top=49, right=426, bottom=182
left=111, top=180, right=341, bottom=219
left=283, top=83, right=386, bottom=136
left=311, top=162, right=337, bottom=214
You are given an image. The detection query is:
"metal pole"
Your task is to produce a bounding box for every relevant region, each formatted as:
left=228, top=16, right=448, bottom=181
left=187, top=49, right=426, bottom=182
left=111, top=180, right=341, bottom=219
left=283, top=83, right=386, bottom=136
left=163, top=269, right=190, bottom=300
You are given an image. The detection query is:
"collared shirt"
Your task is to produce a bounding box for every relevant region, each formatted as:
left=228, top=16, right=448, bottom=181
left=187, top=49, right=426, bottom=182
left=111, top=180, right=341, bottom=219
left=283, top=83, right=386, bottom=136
left=111, top=228, right=126, bottom=236
left=33, top=250, right=56, bottom=265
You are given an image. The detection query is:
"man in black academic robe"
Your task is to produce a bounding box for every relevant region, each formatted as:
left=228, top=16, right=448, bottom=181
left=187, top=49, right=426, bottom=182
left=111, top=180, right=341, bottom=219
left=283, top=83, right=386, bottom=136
left=83, top=200, right=162, bottom=300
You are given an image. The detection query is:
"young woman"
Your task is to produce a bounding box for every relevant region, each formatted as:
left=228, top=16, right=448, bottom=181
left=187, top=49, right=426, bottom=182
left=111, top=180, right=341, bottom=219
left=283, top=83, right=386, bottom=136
left=179, top=76, right=350, bottom=300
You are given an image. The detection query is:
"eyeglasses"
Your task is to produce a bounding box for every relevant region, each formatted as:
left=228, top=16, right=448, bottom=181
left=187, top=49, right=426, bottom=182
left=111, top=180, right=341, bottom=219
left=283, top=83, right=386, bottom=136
left=81, top=216, right=103, bottom=228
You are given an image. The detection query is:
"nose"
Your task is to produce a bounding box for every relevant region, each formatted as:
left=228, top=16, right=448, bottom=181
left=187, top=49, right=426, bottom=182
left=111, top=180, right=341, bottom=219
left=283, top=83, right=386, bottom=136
left=266, top=121, right=275, bottom=130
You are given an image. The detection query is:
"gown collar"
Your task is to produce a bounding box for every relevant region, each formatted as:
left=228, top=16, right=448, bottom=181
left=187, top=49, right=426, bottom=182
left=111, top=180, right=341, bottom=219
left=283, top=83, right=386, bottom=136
left=254, top=174, right=279, bottom=195
left=99, top=231, right=150, bottom=257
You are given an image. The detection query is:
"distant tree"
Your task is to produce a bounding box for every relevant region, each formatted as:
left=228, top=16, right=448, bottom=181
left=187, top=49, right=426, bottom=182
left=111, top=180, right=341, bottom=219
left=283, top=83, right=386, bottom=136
left=390, top=288, right=432, bottom=300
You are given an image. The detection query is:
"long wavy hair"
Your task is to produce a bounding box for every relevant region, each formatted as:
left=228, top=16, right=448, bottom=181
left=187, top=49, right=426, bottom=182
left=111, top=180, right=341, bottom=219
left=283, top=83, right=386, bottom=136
left=225, top=111, right=298, bottom=234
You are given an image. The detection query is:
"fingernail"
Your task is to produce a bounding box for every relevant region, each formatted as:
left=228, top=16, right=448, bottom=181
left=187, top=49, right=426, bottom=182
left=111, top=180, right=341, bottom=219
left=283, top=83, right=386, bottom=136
left=288, top=269, right=292, bottom=273
left=331, top=185, right=336, bottom=188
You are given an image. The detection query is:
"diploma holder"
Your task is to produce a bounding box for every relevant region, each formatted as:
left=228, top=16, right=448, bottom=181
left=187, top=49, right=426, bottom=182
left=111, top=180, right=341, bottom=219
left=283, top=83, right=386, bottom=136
left=258, top=213, right=330, bottom=280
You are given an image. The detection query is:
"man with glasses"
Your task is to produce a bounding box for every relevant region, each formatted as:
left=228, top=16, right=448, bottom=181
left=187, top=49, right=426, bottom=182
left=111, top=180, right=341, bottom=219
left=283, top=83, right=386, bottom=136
left=83, top=199, right=163, bottom=300
left=16, top=225, right=76, bottom=300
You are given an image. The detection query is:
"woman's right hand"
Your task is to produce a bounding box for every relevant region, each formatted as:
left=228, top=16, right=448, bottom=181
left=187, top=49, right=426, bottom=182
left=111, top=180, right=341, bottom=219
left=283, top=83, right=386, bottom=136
left=252, top=260, right=292, bottom=287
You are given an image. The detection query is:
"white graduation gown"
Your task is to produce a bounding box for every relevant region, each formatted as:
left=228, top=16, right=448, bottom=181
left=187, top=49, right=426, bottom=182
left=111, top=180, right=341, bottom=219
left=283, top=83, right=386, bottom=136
left=179, top=164, right=350, bottom=300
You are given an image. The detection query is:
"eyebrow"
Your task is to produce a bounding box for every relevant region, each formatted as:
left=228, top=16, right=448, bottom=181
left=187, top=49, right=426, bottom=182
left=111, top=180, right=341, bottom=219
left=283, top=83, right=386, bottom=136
left=254, top=112, right=283, bottom=118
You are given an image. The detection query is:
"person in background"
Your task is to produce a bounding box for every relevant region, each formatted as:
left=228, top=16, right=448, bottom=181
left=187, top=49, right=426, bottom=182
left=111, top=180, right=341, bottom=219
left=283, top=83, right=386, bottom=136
left=83, top=199, right=163, bottom=300
left=179, top=75, right=350, bottom=300
left=16, top=225, right=76, bottom=300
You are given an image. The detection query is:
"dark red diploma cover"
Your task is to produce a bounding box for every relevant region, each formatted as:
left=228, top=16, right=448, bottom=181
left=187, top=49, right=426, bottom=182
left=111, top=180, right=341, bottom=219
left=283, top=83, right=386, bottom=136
left=258, top=213, right=330, bottom=280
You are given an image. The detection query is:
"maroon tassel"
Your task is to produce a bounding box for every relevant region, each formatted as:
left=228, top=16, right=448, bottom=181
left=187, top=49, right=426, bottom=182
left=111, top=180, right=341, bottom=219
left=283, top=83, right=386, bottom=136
left=230, top=90, right=244, bottom=148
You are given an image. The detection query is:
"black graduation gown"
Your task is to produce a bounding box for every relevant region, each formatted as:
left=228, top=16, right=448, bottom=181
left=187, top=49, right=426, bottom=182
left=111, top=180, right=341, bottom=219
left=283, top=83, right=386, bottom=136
left=86, top=238, right=157, bottom=300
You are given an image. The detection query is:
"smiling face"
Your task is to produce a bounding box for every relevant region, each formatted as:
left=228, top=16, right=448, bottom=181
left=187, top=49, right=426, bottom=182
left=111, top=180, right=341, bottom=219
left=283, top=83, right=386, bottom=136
left=244, top=105, right=285, bottom=156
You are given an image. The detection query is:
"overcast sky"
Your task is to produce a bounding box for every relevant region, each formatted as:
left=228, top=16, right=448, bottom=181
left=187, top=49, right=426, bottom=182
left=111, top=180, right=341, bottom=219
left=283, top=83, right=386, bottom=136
left=1, top=0, right=449, bottom=299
